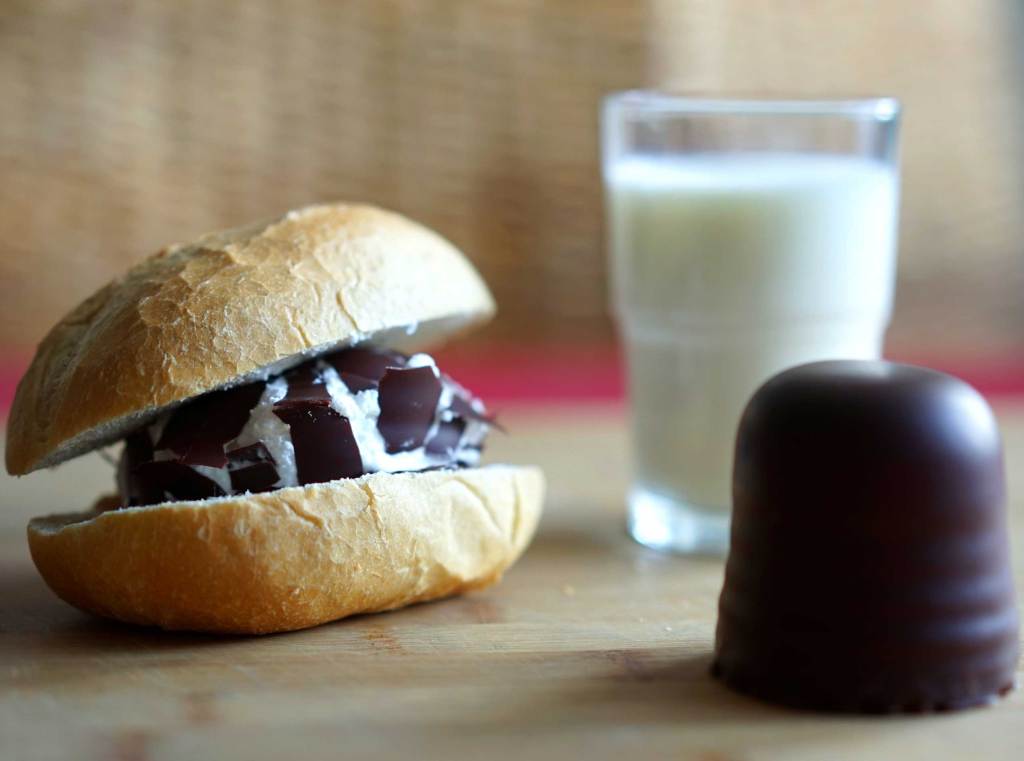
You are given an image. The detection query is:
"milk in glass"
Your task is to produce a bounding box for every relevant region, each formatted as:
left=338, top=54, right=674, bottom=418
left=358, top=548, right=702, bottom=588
left=605, top=153, right=899, bottom=539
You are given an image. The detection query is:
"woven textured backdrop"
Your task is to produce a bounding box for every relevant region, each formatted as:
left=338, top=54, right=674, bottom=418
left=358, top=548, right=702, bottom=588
left=1, top=1, right=1022, bottom=359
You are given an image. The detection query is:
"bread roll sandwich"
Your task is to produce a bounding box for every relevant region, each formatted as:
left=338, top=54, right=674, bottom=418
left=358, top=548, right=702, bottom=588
left=6, top=203, right=544, bottom=634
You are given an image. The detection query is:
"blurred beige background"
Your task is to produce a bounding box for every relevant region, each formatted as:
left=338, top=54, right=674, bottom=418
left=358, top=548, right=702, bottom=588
left=1, top=0, right=1022, bottom=359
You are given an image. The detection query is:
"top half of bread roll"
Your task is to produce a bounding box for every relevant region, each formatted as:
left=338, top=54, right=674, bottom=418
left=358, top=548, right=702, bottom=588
left=6, top=203, right=495, bottom=475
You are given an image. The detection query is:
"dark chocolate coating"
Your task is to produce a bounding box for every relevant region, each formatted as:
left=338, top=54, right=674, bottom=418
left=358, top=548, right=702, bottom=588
left=713, top=360, right=1019, bottom=713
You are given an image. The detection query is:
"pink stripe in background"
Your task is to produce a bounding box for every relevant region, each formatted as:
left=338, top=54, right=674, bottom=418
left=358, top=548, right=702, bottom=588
left=3, top=347, right=1024, bottom=417
left=434, top=348, right=1024, bottom=404
left=439, top=347, right=1024, bottom=404
left=0, top=360, right=23, bottom=417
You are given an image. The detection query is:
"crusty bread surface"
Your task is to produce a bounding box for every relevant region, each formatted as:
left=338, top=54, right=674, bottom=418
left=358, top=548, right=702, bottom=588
left=7, top=203, right=495, bottom=475
left=28, top=465, right=543, bottom=634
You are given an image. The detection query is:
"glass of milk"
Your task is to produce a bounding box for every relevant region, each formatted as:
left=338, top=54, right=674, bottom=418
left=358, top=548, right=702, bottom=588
left=602, top=93, right=901, bottom=555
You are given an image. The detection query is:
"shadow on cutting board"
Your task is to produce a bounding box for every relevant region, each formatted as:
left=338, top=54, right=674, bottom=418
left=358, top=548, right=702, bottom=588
left=458, top=647, right=932, bottom=733
left=0, top=565, right=242, bottom=656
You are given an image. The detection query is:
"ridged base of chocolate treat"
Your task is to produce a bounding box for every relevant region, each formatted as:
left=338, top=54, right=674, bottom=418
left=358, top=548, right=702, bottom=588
left=710, top=659, right=1015, bottom=714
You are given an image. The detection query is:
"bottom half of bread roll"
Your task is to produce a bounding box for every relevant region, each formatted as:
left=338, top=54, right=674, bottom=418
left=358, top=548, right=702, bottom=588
left=27, top=465, right=544, bottom=634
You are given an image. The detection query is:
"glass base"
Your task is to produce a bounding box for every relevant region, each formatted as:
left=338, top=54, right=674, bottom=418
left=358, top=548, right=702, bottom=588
left=627, top=487, right=730, bottom=556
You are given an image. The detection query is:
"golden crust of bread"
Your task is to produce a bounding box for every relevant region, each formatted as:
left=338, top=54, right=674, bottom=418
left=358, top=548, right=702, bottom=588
left=6, top=203, right=495, bottom=475
left=27, top=465, right=543, bottom=634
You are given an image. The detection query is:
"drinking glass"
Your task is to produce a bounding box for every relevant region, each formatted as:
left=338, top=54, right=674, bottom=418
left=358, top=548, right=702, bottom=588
left=602, top=93, right=901, bottom=554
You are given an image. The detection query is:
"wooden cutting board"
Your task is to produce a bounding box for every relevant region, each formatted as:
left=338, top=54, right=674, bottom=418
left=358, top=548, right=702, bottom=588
left=2, top=405, right=1023, bottom=760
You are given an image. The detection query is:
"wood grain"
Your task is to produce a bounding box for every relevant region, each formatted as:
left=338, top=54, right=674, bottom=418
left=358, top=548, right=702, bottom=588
left=2, top=405, right=1023, bottom=760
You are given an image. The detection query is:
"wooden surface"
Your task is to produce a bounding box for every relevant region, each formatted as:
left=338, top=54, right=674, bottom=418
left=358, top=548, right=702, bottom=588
left=2, top=404, right=1024, bottom=760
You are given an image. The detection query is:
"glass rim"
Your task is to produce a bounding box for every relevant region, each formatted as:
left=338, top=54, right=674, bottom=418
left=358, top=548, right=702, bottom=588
left=604, top=90, right=900, bottom=120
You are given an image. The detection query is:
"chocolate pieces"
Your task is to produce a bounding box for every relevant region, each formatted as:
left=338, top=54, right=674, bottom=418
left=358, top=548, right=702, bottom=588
left=129, top=461, right=226, bottom=505
left=118, top=432, right=156, bottom=506
left=339, top=372, right=377, bottom=394
left=450, top=393, right=493, bottom=424
left=116, top=344, right=492, bottom=506
left=377, top=366, right=443, bottom=453
left=325, top=346, right=407, bottom=395
left=227, top=443, right=279, bottom=494
left=273, top=405, right=363, bottom=484
left=323, top=346, right=406, bottom=385
left=426, top=418, right=466, bottom=457
left=276, top=366, right=332, bottom=408
left=119, top=381, right=267, bottom=505
left=270, top=366, right=363, bottom=483
left=156, top=382, right=265, bottom=467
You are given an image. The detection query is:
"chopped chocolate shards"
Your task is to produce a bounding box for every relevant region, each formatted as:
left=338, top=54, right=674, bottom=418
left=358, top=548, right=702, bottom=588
left=118, top=432, right=155, bottom=506
left=131, top=461, right=226, bottom=504
left=229, top=462, right=279, bottom=494
left=117, top=344, right=491, bottom=507
left=426, top=418, right=466, bottom=457
left=377, top=366, right=443, bottom=453
left=227, top=443, right=280, bottom=494
left=276, top=365, right=332, bottom=407
left=226, top=442, right=275, bottom=466
left=323, top=346, right=406, bottom=385
left=156, top=383, right=266, bottom=467
left=270, top=366, right=364, bottom=481
left=450, top=394, right=493, bottom=424
left=273, top=405, right=363, bottom=482
left=339, top=372, right=377, bottom=394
